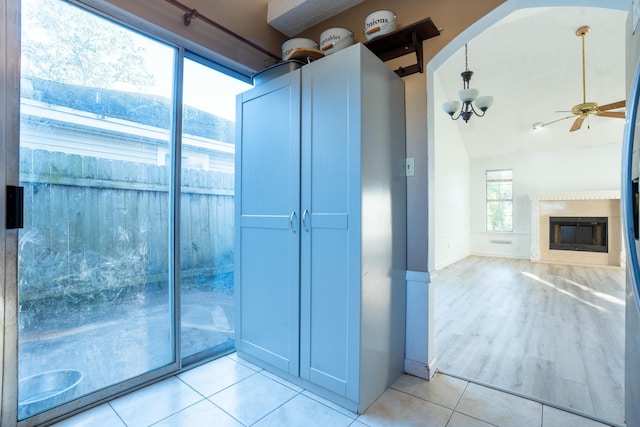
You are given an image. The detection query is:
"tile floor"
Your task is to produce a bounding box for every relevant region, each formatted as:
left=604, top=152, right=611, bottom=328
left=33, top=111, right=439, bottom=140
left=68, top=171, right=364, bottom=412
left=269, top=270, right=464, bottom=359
left=52, top=353, right=615, bottom=427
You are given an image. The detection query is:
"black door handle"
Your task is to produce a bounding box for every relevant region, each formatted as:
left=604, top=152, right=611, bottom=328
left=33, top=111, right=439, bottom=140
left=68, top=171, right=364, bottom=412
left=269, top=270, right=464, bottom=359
left=6, top=185, right=24, bottom=229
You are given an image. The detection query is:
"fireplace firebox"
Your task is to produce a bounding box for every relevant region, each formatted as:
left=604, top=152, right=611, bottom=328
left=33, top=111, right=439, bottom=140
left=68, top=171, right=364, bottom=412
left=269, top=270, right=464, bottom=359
left=549, top=216, right=608, bottom=253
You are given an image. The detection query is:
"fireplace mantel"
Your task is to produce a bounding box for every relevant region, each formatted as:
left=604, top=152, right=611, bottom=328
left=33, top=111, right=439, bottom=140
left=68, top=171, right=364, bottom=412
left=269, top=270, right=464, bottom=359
left=529, top=191, right=620, bottom=263
left=529, top=190, right=620, bottom=202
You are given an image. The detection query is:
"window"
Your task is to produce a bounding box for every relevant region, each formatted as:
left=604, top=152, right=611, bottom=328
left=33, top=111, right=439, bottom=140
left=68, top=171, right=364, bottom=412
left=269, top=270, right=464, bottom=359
left=486, top=169, right=513, bottom=232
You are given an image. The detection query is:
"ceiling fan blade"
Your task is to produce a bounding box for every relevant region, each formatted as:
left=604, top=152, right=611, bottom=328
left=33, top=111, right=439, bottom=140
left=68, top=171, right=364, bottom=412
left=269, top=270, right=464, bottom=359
left=597, top=111, right=626, bottom=119
left=540, top=115, right=575, bottom=127
left=570, top=117, right=584, bottom=132
left=598, top=100, right=626, bottom=111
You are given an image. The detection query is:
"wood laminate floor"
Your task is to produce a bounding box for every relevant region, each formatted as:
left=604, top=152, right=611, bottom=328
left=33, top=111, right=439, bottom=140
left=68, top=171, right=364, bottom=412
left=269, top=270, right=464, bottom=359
left=433, top=256, right=625, bottom=426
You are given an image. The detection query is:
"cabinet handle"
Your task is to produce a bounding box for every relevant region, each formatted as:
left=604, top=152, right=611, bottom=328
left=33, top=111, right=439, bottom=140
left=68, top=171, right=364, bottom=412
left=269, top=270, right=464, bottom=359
left=302, top=209, right=309, bottom=232
left=289, top=211, right=297, bottom=233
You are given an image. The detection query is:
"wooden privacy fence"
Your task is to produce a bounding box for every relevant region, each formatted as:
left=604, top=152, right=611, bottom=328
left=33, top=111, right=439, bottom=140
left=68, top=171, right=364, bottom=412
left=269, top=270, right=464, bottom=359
left=18, top=147, right=234, bottom=304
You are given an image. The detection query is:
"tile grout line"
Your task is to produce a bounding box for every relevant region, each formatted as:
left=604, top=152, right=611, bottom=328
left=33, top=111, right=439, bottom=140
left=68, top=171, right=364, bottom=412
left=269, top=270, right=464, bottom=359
left=246, top=391, right=303, bottom=426
left=386, top=384, right=459, bottom=415
left=172, top=367, right=261, bottom=426
left=446, top=379, right=501, bottom=427
left=107, top=401, right=129, bottom=427
left=451, top=375, right=470, bottom=411
left=443, top=377, right=470, bottom=427
left=204, top=396, right=248, bottom=427
left=438, top=369, right=623, bottom=427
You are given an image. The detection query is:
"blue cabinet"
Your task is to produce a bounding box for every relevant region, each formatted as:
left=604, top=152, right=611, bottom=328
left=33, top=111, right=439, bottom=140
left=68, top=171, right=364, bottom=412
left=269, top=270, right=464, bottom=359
left=235, top=44, right=406, bottom=413
left=234, top=70, right=301, bottom=375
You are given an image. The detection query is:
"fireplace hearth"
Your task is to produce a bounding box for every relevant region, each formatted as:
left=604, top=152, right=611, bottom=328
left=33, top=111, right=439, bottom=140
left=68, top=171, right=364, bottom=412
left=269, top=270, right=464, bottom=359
left=549, top=216, right=608, bottom=253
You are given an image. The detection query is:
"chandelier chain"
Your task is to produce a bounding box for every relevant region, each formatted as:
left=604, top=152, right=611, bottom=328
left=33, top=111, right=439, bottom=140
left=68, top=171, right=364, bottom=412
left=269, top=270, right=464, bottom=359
left=465, top=43, right=468, bottom=71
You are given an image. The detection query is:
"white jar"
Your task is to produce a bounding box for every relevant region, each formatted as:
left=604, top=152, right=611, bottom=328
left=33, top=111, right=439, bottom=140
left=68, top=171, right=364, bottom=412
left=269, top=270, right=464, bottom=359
left=281, top=38, right=318, bottom=59
left=319, top=27, right=354, bottom=55
left=364, top=10, right=397, bottom=40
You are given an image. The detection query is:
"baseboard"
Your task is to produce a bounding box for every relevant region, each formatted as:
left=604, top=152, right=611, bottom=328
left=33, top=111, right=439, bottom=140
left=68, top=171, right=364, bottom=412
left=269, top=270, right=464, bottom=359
left=469, top=252, right=529, bottom=260
left=404, top=358, right=437, bottom=380
left=434, top=253, right=469, bottom=271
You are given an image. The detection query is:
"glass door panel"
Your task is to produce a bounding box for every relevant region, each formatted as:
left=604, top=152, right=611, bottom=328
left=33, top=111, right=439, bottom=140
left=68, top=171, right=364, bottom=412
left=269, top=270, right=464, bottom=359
left=18, top=0, right=176, bottom=420
left=179, top=58, right=250, bottom=361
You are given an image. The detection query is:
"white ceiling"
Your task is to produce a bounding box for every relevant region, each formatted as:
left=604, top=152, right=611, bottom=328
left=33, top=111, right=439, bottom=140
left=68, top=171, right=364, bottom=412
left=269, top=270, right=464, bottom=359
left=433, top=6, right=629, bottom=158
left=267, top=0, right=364, bottom=37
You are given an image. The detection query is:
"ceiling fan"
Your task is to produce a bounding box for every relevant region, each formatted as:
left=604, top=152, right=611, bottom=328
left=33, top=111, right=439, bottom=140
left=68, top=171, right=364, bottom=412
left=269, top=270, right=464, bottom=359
left=536, top=25, right=625, bottom=132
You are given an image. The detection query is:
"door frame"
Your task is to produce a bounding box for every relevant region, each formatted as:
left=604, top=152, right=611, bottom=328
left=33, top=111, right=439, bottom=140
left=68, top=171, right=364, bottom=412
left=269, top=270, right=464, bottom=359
left=1, top=0, right=21, bottom=424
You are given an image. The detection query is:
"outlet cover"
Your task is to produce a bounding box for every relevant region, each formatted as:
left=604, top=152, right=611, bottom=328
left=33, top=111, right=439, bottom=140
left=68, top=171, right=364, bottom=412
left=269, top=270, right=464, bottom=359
left=405, top=157, right=415, bottom=177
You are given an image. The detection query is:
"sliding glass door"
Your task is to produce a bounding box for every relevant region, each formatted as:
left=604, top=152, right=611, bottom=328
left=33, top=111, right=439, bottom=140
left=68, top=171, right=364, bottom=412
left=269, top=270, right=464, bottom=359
left=179, top=57, right=249, bottom=361
left=15, top=0, right=250, bottom=422
left=17, top=0, right=177, bottom=420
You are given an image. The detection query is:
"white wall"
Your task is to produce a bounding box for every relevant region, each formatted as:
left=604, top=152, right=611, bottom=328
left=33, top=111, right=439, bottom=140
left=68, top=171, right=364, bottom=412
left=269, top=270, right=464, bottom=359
left=433, top=74, right=471, bottom=270
left=469, top=143, right=622, bottom=258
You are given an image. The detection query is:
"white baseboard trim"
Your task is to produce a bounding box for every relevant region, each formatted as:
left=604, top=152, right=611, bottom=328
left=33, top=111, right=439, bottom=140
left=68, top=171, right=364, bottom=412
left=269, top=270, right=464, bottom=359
left=469, top=251, right=529, bottom=260
left=404, top=358, right=437, bottom=380
left=434, top=253, right=469, bottom=271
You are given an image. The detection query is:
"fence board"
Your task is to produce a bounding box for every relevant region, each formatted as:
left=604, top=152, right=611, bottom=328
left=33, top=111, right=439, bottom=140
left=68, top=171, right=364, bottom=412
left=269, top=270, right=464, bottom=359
left=18, top=148, right=234, bottom=302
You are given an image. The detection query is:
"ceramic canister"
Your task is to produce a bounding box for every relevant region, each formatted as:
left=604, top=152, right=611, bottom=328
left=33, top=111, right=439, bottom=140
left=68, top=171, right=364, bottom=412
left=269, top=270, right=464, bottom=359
left=364, top=10, right=397, bottom=40
left=319, top=27, right=354, bottom=55
left=281, top=38, right=318, bottom=59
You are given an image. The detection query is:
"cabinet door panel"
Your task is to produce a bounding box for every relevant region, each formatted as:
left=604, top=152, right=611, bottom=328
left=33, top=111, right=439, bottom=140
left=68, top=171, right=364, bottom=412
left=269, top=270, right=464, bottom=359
left=239, top=227, right=295, bottom=369
left=236, top=72, right=301, bottom=375
left=306, top=228, right=350, bottom=393
left=300, top=49, right=361, bottom=396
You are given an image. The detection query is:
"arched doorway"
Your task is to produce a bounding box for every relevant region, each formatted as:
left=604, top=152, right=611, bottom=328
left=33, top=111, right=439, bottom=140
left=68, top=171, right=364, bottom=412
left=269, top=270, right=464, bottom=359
left=426, top=1, right=629, bottom=424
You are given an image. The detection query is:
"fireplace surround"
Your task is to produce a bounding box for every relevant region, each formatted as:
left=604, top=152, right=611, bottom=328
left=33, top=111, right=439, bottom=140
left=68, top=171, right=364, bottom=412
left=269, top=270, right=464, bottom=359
left=529, top=191, right=621, bottom=266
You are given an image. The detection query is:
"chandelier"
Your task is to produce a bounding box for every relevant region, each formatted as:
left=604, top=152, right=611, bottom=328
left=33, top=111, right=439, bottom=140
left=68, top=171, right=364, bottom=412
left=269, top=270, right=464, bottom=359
left=442, top=43, right=494, bottom=122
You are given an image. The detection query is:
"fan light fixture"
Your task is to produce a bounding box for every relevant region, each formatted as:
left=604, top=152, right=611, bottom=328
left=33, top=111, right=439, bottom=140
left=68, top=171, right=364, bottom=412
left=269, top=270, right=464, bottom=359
left=443, top=43, right=494, bottom=123
left=532, top=25, right=626, bottom=132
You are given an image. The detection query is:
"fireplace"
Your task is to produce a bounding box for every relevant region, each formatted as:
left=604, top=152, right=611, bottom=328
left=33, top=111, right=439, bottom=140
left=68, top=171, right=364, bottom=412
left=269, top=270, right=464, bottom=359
left=549, top=216, right=608, bottom=253
left=528, top=191, right=621, bottom=266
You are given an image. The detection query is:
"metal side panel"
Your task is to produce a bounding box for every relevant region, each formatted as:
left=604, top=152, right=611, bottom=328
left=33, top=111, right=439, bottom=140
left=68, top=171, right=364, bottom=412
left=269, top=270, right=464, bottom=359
left=358, top=44, right=407, bottom=412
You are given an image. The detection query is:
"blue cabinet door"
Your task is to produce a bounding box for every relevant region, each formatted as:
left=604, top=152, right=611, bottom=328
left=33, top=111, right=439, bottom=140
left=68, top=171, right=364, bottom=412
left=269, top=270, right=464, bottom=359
left=299, top=48, right=361, bottom=397
left=235, top=71, right=301, bottom=375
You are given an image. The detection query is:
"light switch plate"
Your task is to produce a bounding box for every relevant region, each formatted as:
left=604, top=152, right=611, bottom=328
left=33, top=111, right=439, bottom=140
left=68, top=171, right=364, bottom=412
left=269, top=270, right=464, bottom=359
left=405, top=157, right=415, bottom=177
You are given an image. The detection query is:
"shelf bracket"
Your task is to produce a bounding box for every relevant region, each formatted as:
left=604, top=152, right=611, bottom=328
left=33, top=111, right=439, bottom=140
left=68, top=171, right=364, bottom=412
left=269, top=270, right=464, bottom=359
left=363, top=17, right=440, bottom=78
left=413, top=31, right=423, bottom=73
left=395, top=31, right=424, bottom=77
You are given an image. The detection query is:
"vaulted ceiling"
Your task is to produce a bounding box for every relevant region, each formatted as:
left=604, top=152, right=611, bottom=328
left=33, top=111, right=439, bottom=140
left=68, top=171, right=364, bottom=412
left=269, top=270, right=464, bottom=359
left=433, top=5, right=628, bottom=158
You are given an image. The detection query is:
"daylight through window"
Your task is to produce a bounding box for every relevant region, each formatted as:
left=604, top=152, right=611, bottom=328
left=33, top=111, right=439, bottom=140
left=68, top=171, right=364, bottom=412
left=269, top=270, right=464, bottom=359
left=486, top=169, right=513, bottom=232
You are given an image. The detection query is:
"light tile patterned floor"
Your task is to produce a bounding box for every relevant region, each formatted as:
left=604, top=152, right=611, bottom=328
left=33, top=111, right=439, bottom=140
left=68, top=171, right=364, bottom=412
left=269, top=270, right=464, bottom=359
left=52, top=353, right=614, bottom=427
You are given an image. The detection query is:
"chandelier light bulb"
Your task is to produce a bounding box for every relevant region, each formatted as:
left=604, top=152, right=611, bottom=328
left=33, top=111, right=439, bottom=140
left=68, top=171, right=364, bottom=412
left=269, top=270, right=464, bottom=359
left=443, top=100, right=461, bottom=115
left=459, top=88, right=479, bottom=103
left=474, top=95, right=494, bottom=111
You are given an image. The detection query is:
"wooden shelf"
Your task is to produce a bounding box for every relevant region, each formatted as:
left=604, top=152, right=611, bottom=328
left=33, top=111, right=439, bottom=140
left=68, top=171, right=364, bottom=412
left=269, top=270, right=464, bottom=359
left=364, top=17, right=440, bottom=77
